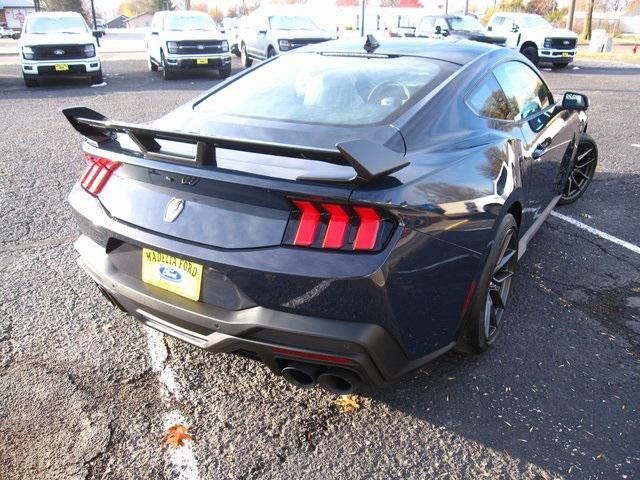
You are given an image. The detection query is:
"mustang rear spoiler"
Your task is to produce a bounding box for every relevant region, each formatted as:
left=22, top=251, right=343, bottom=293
left=62, top=106, right=409, bottom=182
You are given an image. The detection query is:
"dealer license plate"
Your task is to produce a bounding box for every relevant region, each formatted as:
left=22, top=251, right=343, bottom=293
left=141, top=248, right=203, bottom=301
left=196, top=58, right=208, bottom=64
left=55, top=64, right=69, bottom=71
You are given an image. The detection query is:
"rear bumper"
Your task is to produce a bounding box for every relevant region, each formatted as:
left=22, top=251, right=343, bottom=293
left=75, top=234, right=451, bottom=386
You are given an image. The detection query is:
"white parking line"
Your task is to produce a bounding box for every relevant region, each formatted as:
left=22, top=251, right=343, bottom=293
left=551, top=210, right=640, bottom=255
left=145, top=328, right=200, bottom=480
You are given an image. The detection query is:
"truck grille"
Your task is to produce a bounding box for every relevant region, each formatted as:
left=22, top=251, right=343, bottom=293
left=175, top=40, right=224, bottom=54
left=289, top=38, right=330, bottom=49
left=32, top=44, right=88, bottom=60
left=549, top=38, right=576, bottom=49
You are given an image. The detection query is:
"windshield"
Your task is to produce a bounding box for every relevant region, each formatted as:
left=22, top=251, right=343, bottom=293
left=196, top=53, right=456, bottom=126
left=269, top=16, right=319, bottom=30
left=164, top=14, right=217, bottom=31
left=25, top=15, right=88, bottom=34
left=518, top=15, right=551, bottom=28
left=448, top=16, right=484, bottom=32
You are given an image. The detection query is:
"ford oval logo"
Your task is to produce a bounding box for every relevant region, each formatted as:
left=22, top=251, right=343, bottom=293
left=54, top=49, right=65, bottom=55
left=159, top=266, right=182, bottom=282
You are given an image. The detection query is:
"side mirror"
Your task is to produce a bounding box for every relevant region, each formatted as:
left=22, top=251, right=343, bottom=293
left=562, top=92, right=589, bottom=111
left=92, top=30, right=101, bottom=38
left=13, top=32, right=21, bottom=39
left=434, top=25, right=442, bottom=35
left=487, top=25, right=493, bottom=31
left=511, top=24, right=519, bottom=33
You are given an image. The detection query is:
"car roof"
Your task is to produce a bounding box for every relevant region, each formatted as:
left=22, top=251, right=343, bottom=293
left=155, top=10, right=208, bottom=17
left=304, top=37, right=497, bottom=66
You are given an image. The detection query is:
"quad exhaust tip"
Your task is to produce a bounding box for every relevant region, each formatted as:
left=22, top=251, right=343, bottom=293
left=281, top=363, right=362, bottom=394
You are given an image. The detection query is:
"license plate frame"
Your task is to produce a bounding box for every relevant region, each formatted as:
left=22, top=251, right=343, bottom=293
left=562, top=52, right=569, bottom=58
left=141, top=248, right=203, bottom=301
left=54, top=64, right=69, bottom=71
left=196, top=58, right=208, bottom=65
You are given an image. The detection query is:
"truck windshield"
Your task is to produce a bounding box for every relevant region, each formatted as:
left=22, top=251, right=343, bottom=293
left=26, top=16, right=88, bottom=34
left=196, top=53, right=457, bottom=126
left=448, top=16, right=484, bottom=32
left=518, top=16, right=551, bottom=28
left=164, top=14, right=217, bottom=31
left=269, top=16, right=319, bottom=30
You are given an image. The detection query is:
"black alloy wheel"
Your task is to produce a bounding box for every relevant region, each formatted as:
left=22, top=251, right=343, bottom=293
left=559, top=133, right=598, bottom=205
left=483, top=228, right=517, bottom=342
left=458, top=214, right=518, bottom=353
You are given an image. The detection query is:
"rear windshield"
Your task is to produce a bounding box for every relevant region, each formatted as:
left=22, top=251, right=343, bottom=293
left=196, top=53, right=456, bottom=126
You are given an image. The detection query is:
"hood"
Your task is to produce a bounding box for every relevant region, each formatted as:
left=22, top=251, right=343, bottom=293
left=20, top=32, right=95, bottom=47
left=526, top=26, right=578, bottom=38
left=158, top=29, right=225, bottom=41
left=271, top=28, right=332, bottom=39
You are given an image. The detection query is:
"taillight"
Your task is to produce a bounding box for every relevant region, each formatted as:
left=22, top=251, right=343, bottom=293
left=80, top=153, right=120, bottom=195
left=283, top=200, right=395, bottom=252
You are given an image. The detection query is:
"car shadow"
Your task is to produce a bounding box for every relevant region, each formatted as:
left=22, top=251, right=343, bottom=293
left=358, top=223, right=639, bottom=479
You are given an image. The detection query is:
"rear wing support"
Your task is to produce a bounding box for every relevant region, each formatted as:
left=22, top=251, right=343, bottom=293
left=62, top=106, right=409, bottom=182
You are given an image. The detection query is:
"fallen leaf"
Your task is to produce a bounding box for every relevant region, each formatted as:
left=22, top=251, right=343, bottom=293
left=163, top=424, right=193, bottom=448
left=335, top=394, right=361, bottom=413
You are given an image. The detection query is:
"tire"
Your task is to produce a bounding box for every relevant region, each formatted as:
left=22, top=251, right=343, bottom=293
left=558, top=133, right=598, bottom=205
left=148, top=55, right=158, bottom=72
left=219, top=64, right=231, bottom=79
left=553, top=62, right=570, bottom=69
left=457, top=214, right=518, bottom=353
left=161, top=51, right=175, bottom=80
left=520, top=45, right=539, bottom=65
left=241, top=43, right=252, bottom=68
left=23, top=74, right=38, bottom=88
left=267, top=46, right=276, bottom=58
left=89, top=68, right=103, bottom=85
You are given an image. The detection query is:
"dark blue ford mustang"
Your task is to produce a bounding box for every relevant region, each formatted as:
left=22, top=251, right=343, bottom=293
left=65, top=37, right=597, bottom=393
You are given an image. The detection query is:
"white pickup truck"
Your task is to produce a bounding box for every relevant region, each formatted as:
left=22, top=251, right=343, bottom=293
left=19, top=11, right=102, bottom=87
left=487, top=13, right=578, bottom=68
left=238, top=8, right=333, bottom=68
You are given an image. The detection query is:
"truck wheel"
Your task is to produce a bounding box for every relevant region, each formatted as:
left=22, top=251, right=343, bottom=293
left=267, top=46, right=276, bottom=58
left=241, top=43, right=252, bottom=68
left=521, top=45, right=539, bottom=65
left=23, top=74, right=38, bottom=88
left=89, top=69, right=103, bottom=85
left=148, top=55, right=158, bottom=72
left=457, top=214, right=518, bottom=353
left=161, top=51, right=175, bottom=80
left=219, top=65, right=231, bottom=79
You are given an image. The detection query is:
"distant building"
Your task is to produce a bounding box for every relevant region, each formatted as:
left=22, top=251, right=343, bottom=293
left=106, top=15, right=128, bottom=29
left=124, top=11, right=153, bottom=29
left=0, top=0, right=34, bottom=31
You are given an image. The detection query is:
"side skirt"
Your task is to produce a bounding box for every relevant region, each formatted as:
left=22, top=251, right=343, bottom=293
left=518, top=195, right=560, bottom=260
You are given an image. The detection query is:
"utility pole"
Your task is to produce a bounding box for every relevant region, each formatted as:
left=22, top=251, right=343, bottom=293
left=444, top=0, right=449, bottom=15
left=360, top=0, right=365, bottom=37
left=566, top=0, right=576, bottom=31
left=464, top=0, right=469, bottom=15
left=89, top=0, right=100, bottom=47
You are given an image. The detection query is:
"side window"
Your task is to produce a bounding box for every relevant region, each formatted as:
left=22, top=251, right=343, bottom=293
left=435, top=18, right=448, bottom=32
left=493, top=61, right=553, bottom=121
left=490, top=16, right=504, bottom=28
left=467, top=74, right=517, bottom=121
left=419, top=17, right=435, bottom=32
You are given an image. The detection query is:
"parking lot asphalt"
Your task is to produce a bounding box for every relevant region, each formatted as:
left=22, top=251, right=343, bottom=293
left=0, top=56, right=639, bottom=480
